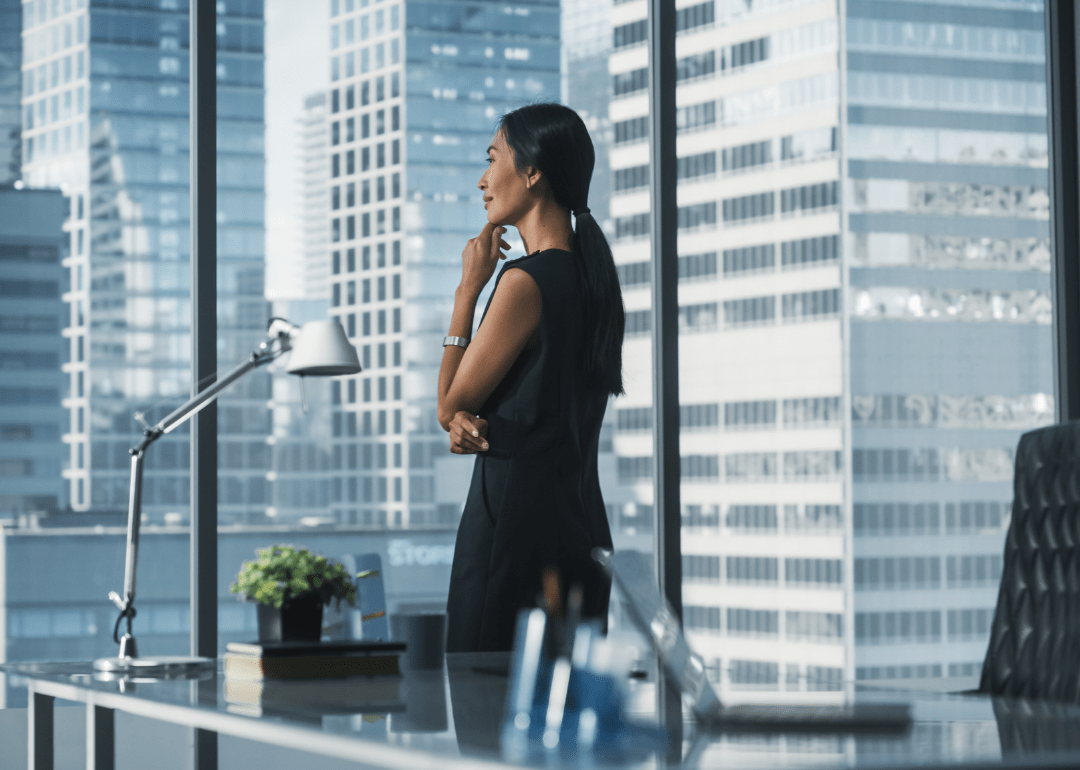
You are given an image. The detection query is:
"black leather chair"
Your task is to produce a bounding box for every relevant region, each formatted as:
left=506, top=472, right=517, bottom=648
left=979, top=421, right=1080, bottom=703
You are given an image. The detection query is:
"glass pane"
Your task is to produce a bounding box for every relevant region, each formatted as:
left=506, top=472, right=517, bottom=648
left=565, top=0, right=656, bottom=644
left=216, top=0, right=271, bottom=646
left=249, top=0, right=598, bottom=651
left=845, top=0, right=1049, bottom=685
left=609, top=0, right=1052, bottom=699
left=3, top=0, right=195, bottom=704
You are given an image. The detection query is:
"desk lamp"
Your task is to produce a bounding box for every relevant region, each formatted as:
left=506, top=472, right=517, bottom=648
left=93, top=318, right=361, bottom=676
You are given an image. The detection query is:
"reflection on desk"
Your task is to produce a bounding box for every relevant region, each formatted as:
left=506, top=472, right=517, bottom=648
left=7, top=655, right=1080, bottom=768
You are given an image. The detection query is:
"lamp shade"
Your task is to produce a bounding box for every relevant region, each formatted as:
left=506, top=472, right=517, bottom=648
left=285, top=320, right=362, bottom=376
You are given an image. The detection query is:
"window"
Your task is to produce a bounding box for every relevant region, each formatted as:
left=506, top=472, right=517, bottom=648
left=781, top=235, right=838, bottom=269
left=678, top=152, right=717, bottom=181
left=723, top=244, right=774, bottom=275
left=727, top=556, right=778, bottom=584
left=613, top=68, right=647, bottom=97
left=722, top=192, right=774, bottom=223
left=614, top=116, right=648, bottom=144
left=724, top=37, right=769, bottom=70
left=782, top=289, right=840, bottom=322
left=683, top=554, right=721, bottom=583
left=723, top=140, right=771, bottom=173
left=727, top=608, right=779, bottom=638
left=676, top=2, right=715, bottom=34
left=780, top=181, right=839, bottom=216
left=725, top=401, right=776, bottom=430
left=677, top=51, right=715, bottom=82
left=678, top=202, right=717, bottom=230
left=723, top=296, right=775, bottom=328
left=726, top=505, right=777, bottom=531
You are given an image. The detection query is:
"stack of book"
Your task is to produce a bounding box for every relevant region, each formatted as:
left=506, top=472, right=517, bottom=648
left=224, top=640, right=405, bottom=680
left=223, top=640, right=406, bottom=716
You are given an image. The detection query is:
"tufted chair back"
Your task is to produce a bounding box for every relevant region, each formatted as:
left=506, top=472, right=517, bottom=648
left=979, top=421, right=1080, bottom=702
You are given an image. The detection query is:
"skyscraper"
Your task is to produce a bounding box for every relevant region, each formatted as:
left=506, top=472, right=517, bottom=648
left=0, top=186, right=67, bottom=520
left=604, top=0, right=1050, bottom=688
left=844, top=0, right=1050, bottom=683
left=299, top=91, right=330, bottom=301
left=0, top=0, right=21, bottom=183
left=323, top=0, right=561, bottom=529
left=19, top=0, right=269, bottom=523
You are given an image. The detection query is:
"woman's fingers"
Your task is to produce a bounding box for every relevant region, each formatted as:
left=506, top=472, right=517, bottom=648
left=449, top=412, right=488, bottom=454
left=461, top=226, right=510, bottom=290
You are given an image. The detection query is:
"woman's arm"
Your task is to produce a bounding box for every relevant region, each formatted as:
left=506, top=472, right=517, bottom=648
left=438, top=225, right=542, bottom=448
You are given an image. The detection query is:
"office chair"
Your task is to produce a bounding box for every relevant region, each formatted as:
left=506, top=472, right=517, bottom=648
left=979, top=421, right=1080, bottom=703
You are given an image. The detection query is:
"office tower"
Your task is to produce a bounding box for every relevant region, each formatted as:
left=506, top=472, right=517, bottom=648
left=0, top=186, right=67, bottom=520
left=299, top=91, right=330, bottom=301
left=19, top=1, right=268, bottom=523
left=845, top=0, right=1050, bottom=682
left=606, top=0, right=1049, bottom=688
left=608, top=0, right=845, bottom=690
left=0, top=0, right=20, bottom=182
left=323, top=0, right=560, bottom=528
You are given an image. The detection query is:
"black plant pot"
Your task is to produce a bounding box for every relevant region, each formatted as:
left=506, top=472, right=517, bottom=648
left=256, top=593, right=323, bottom=643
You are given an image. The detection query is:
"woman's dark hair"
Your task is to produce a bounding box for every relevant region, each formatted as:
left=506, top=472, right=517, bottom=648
left=499, top=103, right=625, bottom=396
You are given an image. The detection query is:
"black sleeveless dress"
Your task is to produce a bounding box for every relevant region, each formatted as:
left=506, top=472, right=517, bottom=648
left=445, top=248, right=614, bottom=652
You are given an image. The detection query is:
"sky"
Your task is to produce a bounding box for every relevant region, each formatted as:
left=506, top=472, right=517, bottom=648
left=264, top=0, right=329, bottom=299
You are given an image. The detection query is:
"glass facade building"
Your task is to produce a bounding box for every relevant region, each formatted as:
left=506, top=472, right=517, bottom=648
left=845, top=0, right=1051, bottom=682
left=0, top=187, right=67, bottom=520
left=323, top=0, right=561, bottom=530
left=19, top=0, right=269, bottom=523
left=299, top=90, right=329, bottom=301
left=1, top=0, right=21, bottom=182
left=605, top=0, right=1050, bottom=687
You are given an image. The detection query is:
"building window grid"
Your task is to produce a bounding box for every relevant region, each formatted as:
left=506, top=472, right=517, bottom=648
left=855, top=611, right=943, bottom=645
left=855, top=556, right=943, bottom=590
left=854, top=502, right=943, bottom=536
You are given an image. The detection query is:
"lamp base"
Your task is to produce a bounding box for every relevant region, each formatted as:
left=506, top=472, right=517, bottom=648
left=92, top=655, right=216, bottom=680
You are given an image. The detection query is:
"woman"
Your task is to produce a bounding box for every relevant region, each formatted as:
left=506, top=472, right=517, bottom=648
left=437, top=103, right=625, bottom=652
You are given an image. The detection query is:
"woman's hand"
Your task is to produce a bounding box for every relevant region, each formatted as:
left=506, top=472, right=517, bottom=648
left=448, top=412, right=489, bottom=454
left=460, top=223, right=511, bottom=296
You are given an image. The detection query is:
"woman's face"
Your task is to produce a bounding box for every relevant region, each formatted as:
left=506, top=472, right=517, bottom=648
left=478, top=130, right=533, bottom=226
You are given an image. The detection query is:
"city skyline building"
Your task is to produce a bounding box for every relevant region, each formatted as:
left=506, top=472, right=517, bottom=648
left=322, top=0, right=562, bottom=529
left=298, top=90, right=330, bottom=301
left=0, top=0, right=21, bottom=182
left=844, top=0, right=1051, bottom=683
left=18, top=0, right=270, bottom=523
left=0, top=185, right=67, bottom=520
left=605, top=0, right=1050, bottom=688
left=609, top=0, right=847, bottom=690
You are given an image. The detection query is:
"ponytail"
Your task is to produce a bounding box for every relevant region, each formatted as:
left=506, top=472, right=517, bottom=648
left=572, top=210, right=624, bottom=396
left=500, top=104, right=625, bottom=397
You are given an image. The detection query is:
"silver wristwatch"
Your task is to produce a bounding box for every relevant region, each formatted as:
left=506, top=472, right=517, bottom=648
left=443, top=335, right=469, bottom=349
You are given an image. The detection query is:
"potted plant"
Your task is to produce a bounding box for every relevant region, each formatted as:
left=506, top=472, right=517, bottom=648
left=231, top=545, right=357, bottom=643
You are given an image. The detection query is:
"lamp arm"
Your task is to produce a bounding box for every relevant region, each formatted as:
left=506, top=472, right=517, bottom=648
left=154, top=334, right=288, bottom=438
left=108, top=327, right=293, bottom=655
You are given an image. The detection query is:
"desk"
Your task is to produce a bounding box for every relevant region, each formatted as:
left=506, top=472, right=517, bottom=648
left=6, top=657, right=1080, bottom=770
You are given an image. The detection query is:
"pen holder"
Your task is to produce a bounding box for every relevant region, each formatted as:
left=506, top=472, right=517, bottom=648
left=500, top=608, right=666, bottom=765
